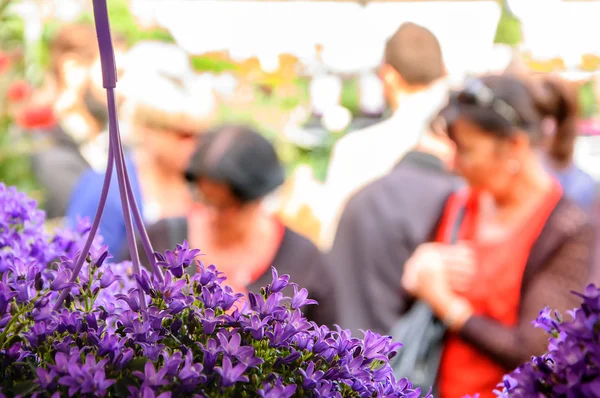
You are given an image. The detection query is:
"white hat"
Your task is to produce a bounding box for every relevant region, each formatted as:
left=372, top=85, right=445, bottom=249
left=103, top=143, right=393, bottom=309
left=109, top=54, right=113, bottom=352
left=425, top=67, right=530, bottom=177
left=118, top=42, right=217, bottom=132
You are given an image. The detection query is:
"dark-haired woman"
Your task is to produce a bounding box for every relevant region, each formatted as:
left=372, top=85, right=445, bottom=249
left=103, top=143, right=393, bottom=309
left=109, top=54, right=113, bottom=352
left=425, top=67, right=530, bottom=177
left=401, top=75, right=595, bottom=397
left=134, top=125, right=336, bottom=327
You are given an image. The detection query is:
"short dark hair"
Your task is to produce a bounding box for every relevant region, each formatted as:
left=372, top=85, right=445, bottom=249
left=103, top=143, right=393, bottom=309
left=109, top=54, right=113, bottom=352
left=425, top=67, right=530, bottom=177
left=441, top=74, right=579, bottom=166
left=384, top=22, right=445, bottom=86
left=185, top=125, right=285, bottom=203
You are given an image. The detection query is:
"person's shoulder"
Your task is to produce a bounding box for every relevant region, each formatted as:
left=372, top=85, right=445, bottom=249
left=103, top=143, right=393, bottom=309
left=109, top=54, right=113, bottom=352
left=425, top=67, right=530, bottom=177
left=35, top=144, right=87, bottom=169
left=74, top=168, right=104, bottom=190
left=281, top=226, right=322, bottom=256
left=333, top=120, right=387, bottom=154
left=547, top=196, right=592, bottom=239
left=150, top=216, right=187, bottom=233
left=346, top=173, right=390, bottom=205
left=147, top=216, right=188, bottom=247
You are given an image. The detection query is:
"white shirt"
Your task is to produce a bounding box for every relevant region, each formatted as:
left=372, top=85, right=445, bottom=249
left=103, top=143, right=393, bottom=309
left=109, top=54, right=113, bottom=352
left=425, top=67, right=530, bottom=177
left=318, top=81, right=449, bottom=249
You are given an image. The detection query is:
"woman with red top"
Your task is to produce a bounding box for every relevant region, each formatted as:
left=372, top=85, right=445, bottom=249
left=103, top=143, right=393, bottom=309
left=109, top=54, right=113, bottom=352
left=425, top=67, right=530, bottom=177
left=402, top=74, right=595, bottom=397
left=136, top=125, right=336, bottom=327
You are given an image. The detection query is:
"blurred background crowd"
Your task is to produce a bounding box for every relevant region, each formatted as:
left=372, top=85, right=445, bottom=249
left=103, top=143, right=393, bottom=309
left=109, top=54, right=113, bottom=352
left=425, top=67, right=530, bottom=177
left=2, top=0, right=600, bottom=396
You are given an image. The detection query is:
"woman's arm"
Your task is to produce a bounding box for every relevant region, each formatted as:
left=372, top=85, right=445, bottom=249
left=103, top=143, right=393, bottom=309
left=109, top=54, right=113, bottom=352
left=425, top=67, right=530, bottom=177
left=458, top=221, right=594, bottom=370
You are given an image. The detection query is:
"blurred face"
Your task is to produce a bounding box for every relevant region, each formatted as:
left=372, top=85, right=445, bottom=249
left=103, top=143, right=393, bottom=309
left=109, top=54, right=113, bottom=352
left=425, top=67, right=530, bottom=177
left=451, top=116, right=524, bottom=196
left=195, top=179, right=257, bottom=231
left=378, top=63, right=402, bottom=110
left=89, top=48, right=127, bottom=106
left=142, top=125, right=197, bottom=173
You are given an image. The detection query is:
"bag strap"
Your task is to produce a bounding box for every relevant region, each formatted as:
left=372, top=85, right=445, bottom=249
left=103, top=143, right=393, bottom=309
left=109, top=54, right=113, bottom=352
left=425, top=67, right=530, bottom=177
left=449, top=204, right=465, bottom=244
left=440, top=189, right=469, bottom=245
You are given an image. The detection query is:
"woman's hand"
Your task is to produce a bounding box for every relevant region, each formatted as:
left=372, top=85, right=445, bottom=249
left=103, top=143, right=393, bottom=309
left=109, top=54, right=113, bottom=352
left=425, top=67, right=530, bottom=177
left=401, top=242, right=475, bottom=331
left=402, top=242, right=476, bottom=295
left=443, top=242, right=476, bottom=293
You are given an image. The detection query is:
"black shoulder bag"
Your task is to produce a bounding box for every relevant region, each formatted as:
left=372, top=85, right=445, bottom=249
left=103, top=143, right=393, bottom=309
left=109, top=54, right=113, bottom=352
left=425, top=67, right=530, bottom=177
left=388, top=204, right=465, bottom=394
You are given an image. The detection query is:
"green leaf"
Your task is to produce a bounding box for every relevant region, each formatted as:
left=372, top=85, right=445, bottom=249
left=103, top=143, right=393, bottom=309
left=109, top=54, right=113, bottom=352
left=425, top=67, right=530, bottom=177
left=13, top=380, right=37, bottom=396
left=114, top=375, right=138, bottom=396
left=127, top=357, right=149, bottom=372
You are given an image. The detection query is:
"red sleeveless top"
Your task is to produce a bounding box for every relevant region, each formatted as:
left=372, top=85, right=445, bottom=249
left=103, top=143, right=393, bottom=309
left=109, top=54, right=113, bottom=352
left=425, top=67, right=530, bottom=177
left=435, top=182, right=562, bottom=398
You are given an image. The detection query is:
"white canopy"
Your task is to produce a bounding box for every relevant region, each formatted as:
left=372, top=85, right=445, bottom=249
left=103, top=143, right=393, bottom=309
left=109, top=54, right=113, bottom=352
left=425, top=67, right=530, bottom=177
left=134, top=0, right=502, bottom=80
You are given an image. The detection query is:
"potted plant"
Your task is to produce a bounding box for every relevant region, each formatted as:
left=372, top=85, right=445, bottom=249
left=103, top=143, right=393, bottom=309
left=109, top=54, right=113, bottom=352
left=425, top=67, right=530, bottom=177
left=496, top=285, right=600, bottom=397
left=0, top=182, right=427, bottom=397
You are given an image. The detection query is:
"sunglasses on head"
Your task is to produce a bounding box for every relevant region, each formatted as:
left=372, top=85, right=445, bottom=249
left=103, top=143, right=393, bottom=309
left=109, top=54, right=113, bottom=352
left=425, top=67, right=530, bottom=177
left=452, top=78, right=523, bottom=127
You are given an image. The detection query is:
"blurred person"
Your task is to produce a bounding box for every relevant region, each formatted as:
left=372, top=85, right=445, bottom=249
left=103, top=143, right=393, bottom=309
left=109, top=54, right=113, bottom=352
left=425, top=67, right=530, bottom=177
left=401, top=74, right=595, bottom=397
left=504, top=60, right=596, bottom=211
left=320, top=22, right=448, bottom=249
left=66, top=58, right=216, bottom=259
left=328, top=114, right=460, bottom=335
left=541, top=114, right=596, bottom=212
left=133, top=125, right=335, bottom=326
left=28, top=23, right=128, bottom=219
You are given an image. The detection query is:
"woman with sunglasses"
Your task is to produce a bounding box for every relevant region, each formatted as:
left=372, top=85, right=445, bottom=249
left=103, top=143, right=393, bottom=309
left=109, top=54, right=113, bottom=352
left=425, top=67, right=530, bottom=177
left=401, top=74, right=594, bottom=397
left=138, top=125, right=336, bottom=327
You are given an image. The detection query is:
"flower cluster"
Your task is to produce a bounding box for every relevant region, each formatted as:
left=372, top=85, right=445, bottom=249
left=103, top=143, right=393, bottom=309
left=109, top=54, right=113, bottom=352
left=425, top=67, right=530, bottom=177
left=0, top=184, right=427, bottom=397
left=496, top=285, right=600, bottom=397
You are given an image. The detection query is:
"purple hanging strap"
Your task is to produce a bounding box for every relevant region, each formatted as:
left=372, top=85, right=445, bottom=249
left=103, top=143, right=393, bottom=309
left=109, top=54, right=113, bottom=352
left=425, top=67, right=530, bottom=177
left=54, top=0, right=163, bottom=310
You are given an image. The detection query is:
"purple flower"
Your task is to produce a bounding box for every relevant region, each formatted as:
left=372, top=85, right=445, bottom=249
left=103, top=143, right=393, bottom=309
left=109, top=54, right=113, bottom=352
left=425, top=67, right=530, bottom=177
left=132, top=362, right=169, bottom=388
left=138, top=342, right=166, bottom=361
left=195, top=263, right=225, bottom=286
left=57, top=354, right=114, bottom=396
left=214, top=356, right=249, bottom=387
left=162, top=352, right=183, bottom=377
left=113, top=348, right=134, bottom=370
left=128, top=386, right=172, bottom=398
left=99, top=269, right=121, bottom=288
left=257, top=378, right=296, bottom=398
left=200, top=308, right=223, bottom=335
left=361, top=330, right=391, bottom=361
left=498, top=284, right=600, bottom=397
left=290, top=284, right=318, bottom=309
left=241, top=314, right=270, bottom=340
left=217, top=331, right=248, bottom=357
left=248, top=291, right=286, bottom=315
left=236, top=346, right=264, bottom=368
left=36, top=368, right=55, bottom=390
left=313, top=380, right=341, bottom=398
left=199, top=285, right=242, bottom=311
left=116, top=289, right=144, bottom=312
left=49, top=269, right=75, bottom=291
left=200, top=338, right=220, bottom=371
left=156, top=241, right=201, bottom=278
left=266, top=322, right=299, bottom=347
left=0, top=184, right=431, bottom=397
left=267, top=268, right=290, bottom=294
left=178, top=351, right=207, bottom=388
left=298, top=361, right=325, bottom=389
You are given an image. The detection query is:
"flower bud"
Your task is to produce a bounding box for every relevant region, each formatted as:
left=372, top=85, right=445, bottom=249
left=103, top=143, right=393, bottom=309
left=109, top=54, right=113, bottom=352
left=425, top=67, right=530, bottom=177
left=65, top=293, right=73, bottom=308
left=170, top=319, right=182, bottom=334
left=34, top=273, right=44, bottom=291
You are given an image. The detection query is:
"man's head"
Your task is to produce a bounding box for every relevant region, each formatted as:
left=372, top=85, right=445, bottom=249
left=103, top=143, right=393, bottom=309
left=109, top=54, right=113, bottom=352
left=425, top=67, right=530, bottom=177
left=50, top=23, right=128, bottom=129
left=84, top=33, right=128, bottom=127
left=124, top=43, right=218, bottom=174
left=380, top=22, right=445, bottom=108
left=49, top=24, right=97, bottom=93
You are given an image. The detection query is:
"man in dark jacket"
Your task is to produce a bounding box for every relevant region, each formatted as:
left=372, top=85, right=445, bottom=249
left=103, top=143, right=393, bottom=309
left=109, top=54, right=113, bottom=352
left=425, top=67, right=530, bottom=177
left=327, top=120, right=460, bottom=336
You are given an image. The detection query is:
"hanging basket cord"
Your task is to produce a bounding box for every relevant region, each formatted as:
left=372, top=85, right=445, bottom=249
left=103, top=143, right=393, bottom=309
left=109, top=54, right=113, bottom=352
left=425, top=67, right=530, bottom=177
left=54, top=0, right=163, bottom=310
